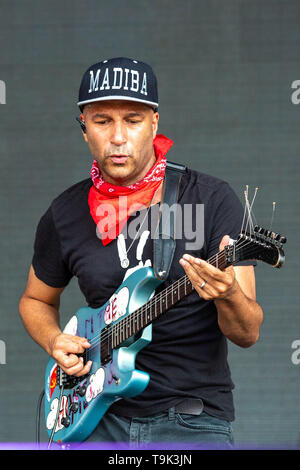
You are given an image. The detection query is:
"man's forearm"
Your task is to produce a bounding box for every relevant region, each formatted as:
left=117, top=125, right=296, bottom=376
left=214, top=279, right=263, bottom=348
left=19, top=295, right=92, bottom=377
left=19, top=295, right=62, bottom=356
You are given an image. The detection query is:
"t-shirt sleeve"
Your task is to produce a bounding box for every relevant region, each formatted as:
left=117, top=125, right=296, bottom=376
left=32, top=207, right=73, bottom=287
left=206, top=182, right=256, bottom=267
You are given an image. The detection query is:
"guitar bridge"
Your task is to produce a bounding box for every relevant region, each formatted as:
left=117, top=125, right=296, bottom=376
left=57, top=350, right=89, bottom=389
left=57, top=366, right=87, bottom=389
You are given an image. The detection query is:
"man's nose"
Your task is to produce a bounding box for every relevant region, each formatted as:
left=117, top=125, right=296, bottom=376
left=110, top=122, right=127, bottom=146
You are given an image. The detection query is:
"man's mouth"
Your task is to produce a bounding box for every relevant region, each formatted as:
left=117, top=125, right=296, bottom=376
left=109, top=154, right=129, bottom=164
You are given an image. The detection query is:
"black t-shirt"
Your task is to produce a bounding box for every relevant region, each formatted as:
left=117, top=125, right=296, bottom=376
left=32, top=167, right=254, bottom=422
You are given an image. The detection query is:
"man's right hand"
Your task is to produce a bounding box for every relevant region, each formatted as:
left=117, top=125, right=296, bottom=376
left=19, top=265, right=93, bottom=377
left=49, top=333, right=92, bottom=377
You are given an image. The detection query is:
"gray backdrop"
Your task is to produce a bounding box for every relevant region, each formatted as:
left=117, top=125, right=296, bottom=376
left=0, top=0, right=299, bottom=448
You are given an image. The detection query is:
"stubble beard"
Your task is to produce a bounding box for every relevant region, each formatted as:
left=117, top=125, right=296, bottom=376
left=94, top=145, right=156, bottom=187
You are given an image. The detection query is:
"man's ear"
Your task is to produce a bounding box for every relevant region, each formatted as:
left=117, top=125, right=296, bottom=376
left=152, top=112, right=159, bottom=138
left=78, top=113, right=88, bottom=142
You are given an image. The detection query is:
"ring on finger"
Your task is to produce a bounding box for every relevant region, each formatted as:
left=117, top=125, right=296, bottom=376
left=200, top=281, right=206, bottom=289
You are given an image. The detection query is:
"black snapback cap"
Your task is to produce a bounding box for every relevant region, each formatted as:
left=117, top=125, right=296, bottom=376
left=77, top=57, right=159, bottom=111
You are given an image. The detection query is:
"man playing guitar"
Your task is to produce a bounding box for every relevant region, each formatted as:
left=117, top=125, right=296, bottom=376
left=19, top=57, right=263, bottom=448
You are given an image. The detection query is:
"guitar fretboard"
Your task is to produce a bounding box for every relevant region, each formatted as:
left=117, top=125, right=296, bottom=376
left=110, top=249, right=228, bottom=349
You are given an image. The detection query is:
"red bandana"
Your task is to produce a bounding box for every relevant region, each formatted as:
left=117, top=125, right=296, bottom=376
left=88, top=134, right=174, bottom=245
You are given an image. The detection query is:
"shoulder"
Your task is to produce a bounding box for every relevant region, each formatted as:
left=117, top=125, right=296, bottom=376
left=50, top=178, right=92, bottom=211
left=49, top=178, right=92, bottom=228
left=52, top=178, right=92, bottom=204
left=180, top=167, right=237, bottom=204
left=186, top=167, right=228, bottom=188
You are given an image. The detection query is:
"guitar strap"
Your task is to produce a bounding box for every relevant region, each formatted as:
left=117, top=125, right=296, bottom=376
left=153, top=161, right=187, bottom=280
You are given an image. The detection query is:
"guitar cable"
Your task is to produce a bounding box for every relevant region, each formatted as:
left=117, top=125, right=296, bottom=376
left=36, top=366, right=65, bottom=449
left=36, top=388, right=45, bottom=446
left=47, top=382, right=65, bottom=449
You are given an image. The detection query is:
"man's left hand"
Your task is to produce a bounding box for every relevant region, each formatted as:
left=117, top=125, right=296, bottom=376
left=179, top=235, right=238, bottom=301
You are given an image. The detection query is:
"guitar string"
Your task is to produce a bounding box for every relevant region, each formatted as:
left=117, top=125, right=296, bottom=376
left=84, top=236, right=258, bottom=351
left=243, top=186, right=258, bottom=236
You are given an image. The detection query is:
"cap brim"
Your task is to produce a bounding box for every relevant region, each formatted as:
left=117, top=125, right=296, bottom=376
left=77, top=95, right=159, bottom=109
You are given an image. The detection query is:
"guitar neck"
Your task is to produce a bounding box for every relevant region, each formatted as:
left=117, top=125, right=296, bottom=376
left=110, top=249, right=229, bottom=349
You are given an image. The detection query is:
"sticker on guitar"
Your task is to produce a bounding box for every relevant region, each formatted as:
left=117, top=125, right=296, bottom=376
left=85, top=367, right=106, bottom=402
left=63, top=315, right=78, bottom=335
left=104, top=287, right=129, bottom=325
left=46, top=367, right=106, bottom=430
left=46, top=395, right=68, bottom=432
left=48, top=364, right=58, bottom=400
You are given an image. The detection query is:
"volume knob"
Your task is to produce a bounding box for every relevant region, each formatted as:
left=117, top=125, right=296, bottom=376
left=76, top=385, right=86, bottom=397
left=61, top=416, right=71, bottom=428
left=70, top=402, right=79, bottom=413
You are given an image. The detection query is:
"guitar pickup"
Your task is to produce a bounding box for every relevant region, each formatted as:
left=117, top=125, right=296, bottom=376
left=100, top=325, right=112, bottom=366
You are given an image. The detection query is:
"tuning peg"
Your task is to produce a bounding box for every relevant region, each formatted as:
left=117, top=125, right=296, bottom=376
left=273, top=233, right=287, bottom=244
left=258, top=227, right=265, bottom=234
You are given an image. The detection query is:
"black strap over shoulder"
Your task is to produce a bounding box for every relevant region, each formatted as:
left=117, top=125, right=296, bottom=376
left=153, top=161, right=187, bottom=280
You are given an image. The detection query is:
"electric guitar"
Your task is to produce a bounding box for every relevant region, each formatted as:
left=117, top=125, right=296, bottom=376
left=44, top=225, right=286, bottom=444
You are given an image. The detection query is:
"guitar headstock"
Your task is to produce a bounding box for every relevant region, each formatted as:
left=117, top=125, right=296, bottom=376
left=224, top=225, right=286, bottom=268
